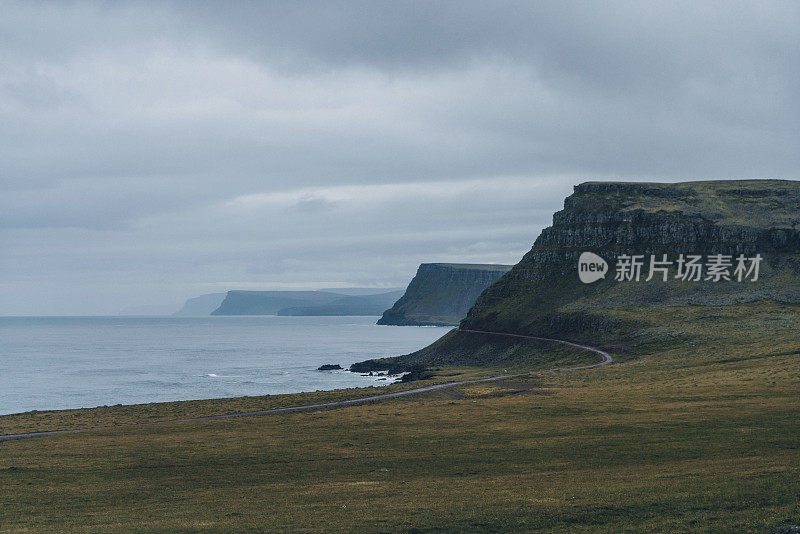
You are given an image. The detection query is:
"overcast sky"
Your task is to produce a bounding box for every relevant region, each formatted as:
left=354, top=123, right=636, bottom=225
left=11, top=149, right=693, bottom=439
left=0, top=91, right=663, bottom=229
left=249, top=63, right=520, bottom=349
left=1, top=1, right=798, bottom=315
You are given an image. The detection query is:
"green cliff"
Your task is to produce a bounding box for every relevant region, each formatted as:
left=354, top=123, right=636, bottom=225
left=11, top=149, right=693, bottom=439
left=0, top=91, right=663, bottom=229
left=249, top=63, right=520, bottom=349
left=377, top=263, right=513, bottom=326
left=400, top=180, right=800, bottom=365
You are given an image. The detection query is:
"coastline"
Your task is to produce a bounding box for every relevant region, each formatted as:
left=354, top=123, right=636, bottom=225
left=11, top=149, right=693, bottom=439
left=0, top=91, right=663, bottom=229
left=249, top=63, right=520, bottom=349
left=0, top=315, right=449, bottom=415
left=0, top=367, right=496, bottom=436
left=0, top=332, right=613, bottom=439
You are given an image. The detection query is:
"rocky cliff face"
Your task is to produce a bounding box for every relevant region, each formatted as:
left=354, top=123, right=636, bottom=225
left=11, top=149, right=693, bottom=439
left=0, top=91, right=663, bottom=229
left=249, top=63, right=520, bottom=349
left=401, top=180, right=800, bottom=364
left=377, top=263, right=513, bottom=326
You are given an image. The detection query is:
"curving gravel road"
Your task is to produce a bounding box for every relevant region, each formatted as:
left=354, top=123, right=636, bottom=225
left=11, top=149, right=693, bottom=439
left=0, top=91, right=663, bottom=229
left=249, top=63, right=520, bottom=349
left=0, top=329, right=612, bottom=442
left=458, top=329, right=614, bottom=370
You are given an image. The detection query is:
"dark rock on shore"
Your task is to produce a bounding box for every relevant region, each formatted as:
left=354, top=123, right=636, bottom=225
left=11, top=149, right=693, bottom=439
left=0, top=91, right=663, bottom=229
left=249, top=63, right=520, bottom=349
left=398, top=365, right=434, bottom=383
left=348, top=358, right=398, bottom=373
left=317, top=364, right=343, bottom=371
left=347, top=358, right=434, bottom=383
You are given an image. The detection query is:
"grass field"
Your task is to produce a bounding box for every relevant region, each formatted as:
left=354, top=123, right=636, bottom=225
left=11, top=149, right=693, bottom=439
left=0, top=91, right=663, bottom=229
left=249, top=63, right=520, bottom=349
left=1, top=304, right=798, bottom=532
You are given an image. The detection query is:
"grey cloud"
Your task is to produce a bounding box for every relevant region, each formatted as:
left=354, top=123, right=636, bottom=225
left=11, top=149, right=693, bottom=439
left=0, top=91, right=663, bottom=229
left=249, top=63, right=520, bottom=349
left=0, top=1, right=797, bottom=314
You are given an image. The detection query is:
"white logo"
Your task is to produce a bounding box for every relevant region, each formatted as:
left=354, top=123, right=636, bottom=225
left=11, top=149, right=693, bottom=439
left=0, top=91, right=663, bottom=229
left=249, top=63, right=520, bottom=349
left=578, top=252, right=608, bottom=283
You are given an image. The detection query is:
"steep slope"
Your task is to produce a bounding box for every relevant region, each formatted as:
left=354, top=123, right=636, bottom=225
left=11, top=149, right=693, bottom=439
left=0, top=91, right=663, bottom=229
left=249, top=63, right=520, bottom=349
left=277, top=291, right=405, bottom=316
left=402, top=180, right=800, bottom=365
left=377, top=263, right=513, bottom=326
left=173, top=293, right=227, bottom=316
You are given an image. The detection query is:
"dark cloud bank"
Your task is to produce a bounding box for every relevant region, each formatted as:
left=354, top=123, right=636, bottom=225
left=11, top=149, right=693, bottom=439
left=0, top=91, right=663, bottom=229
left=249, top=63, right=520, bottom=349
left=1, top=1, right=797, bottom=314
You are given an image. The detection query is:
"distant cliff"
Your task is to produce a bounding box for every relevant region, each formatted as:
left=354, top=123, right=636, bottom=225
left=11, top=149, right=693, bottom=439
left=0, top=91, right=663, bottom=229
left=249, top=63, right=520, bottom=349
left=212, top=291, right=342, bottom=315
left=278, top=291, right=404, bottom=316
left=211, top=289, right=405, bottom=316
left=377, top=263, right=513, bottom=326
left=399, top=180, right=800, bottom=365
left=173, top=293, right=226, bottom=316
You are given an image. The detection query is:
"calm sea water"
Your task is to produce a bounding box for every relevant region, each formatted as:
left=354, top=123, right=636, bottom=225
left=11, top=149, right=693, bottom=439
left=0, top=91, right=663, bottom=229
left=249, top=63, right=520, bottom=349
left=0, top=316, right=449, bottom=415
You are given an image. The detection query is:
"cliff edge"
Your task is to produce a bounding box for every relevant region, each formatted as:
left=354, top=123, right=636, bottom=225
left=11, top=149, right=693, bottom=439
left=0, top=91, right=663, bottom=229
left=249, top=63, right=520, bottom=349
left=400, top=180, right=800, bottom=365
left=377, top=263, right=513, bottom=326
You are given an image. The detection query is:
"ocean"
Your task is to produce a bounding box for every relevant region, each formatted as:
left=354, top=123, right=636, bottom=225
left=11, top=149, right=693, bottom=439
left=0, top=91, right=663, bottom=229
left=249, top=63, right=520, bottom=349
left=0, top=316, right=449, bottom=416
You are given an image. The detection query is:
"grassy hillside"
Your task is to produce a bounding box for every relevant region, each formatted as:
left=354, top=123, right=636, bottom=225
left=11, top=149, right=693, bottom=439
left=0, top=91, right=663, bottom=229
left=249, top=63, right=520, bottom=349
left=575, top=179, right=800, bottom=228
left=2, top=181, right=798, bottom=532
left=1, top=302, right=798, bottom=532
